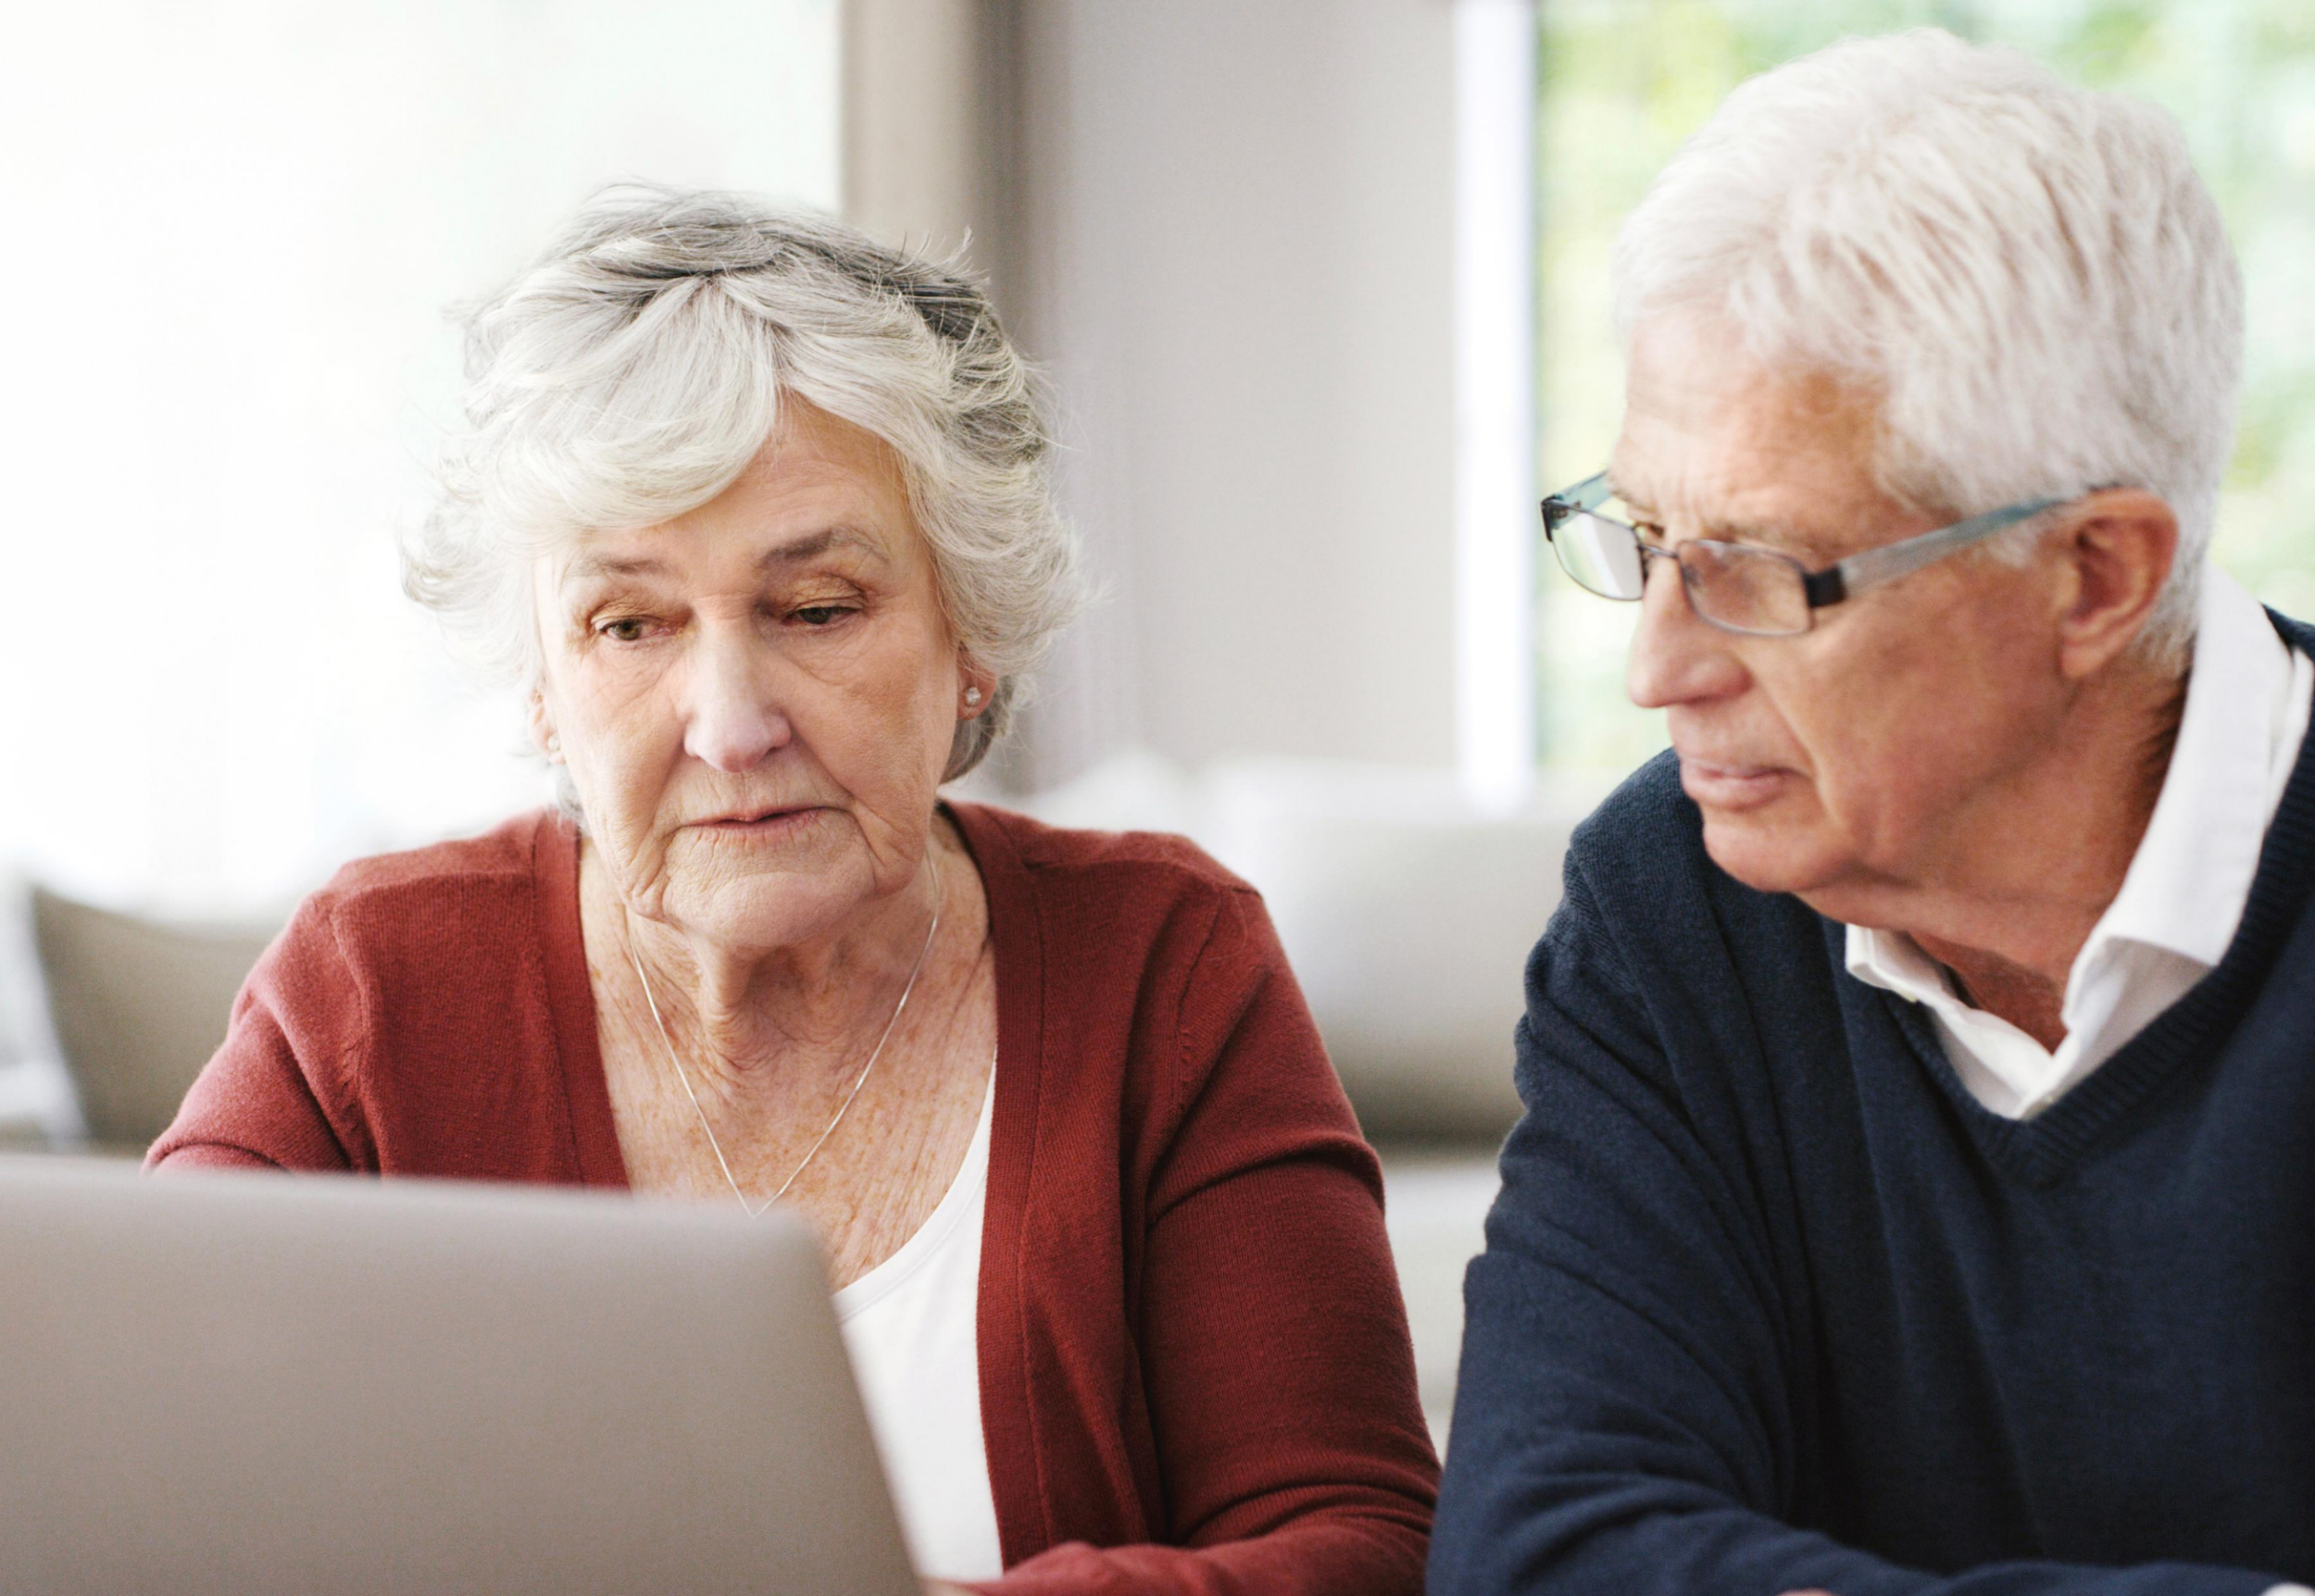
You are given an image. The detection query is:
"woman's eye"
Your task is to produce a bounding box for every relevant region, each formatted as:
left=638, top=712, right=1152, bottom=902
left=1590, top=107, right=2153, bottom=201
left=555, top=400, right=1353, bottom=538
left=791, top=605, right=854, bottom=627
left=598, top=617, right=653, bottom=642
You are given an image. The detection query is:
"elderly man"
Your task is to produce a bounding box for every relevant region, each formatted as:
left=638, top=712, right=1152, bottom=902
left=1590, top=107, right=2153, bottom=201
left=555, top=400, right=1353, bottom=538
left=1431, top=30, right=2315, bottom=1596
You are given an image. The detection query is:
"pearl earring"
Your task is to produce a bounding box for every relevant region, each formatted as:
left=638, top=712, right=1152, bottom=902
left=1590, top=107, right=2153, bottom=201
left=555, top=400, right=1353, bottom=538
left=963, top=687, right=984, bottom=707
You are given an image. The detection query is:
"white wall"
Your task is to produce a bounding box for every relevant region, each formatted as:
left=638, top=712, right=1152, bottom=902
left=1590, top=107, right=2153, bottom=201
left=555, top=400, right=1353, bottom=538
left=841, top=0, right=1001, bottom=257
left=0, top=0, right=1476, bottom=903
left=962, top=4, right=1556, bottom=1135
left=992, top=0, right=1461, bottom=788
left=0, top=0, right=839, bottom=915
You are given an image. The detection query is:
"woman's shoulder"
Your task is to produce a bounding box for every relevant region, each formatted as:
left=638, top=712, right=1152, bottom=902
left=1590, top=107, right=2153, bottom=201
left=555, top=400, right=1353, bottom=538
left=949, top=801, right=1252, bottom=895
left=314, top=808, right=562, bottom=900
left=285, top=809, right=572, bottom=979
left=947, top=801, right=1295, bottom=1037
left=947, top=801, right=1265, bottom=947
left=160, top=810, right=585, bottom=1178
left=262, top=808, right=576, bottom=1098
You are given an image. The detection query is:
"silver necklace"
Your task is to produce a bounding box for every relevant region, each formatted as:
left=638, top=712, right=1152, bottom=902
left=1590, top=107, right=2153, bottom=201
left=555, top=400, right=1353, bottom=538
left=624, top=850, right=942, bottom=1217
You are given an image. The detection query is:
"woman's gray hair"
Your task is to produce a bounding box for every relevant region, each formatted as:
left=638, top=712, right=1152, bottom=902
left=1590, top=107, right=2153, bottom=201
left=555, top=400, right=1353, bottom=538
left=407, top=182, right=1082, bottom=779
left=1612, top=30, right=2243, bottom=668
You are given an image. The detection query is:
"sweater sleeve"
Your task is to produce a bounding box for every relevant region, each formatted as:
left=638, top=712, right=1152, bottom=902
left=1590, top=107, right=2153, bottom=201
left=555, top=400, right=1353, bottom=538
left=144, top=896, right=367, bottom=1173
left=1426, top=857, right=2276, bottom=1596
left=985, top=884, right=1438, bottom=1596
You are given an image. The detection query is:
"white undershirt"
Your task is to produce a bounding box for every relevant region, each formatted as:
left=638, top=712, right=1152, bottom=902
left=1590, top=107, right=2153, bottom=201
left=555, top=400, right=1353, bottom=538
left=1846, top=564, right=2314, bottom=1118
left=832, top=1066, right=1002, bottom=1583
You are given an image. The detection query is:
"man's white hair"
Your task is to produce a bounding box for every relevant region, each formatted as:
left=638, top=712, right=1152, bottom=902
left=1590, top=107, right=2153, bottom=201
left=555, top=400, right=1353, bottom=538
left=407, top=183, right=1082, bottom=780
left=1612, top=29, right=2243, bottom=665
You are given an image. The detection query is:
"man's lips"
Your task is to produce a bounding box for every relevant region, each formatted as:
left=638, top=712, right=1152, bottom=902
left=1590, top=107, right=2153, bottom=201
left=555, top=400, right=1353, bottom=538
left=1675, top=755, right=1793, bottom=811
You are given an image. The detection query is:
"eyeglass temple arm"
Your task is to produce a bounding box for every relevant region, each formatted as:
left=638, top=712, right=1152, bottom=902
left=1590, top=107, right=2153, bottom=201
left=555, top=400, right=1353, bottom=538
left=1808, top=498, right=2062, bottom=607
left=1544, top=472, right=1616, bottom=525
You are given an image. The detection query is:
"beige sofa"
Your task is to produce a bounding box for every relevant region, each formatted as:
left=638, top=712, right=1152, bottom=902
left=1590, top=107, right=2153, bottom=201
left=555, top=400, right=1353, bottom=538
left=0, top=883, right=275, bottom=1154
left=6, top=762, right=1569, bottom=1151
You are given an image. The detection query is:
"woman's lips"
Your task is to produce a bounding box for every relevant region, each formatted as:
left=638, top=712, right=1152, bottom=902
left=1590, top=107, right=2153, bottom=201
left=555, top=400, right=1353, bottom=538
left=693, top=806, right=823, bottom=838
left=1676, top=757, right=1792, bottom=812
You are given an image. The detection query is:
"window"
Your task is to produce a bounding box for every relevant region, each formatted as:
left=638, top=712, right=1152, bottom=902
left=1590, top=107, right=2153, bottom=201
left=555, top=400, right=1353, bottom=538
left=1533, top=0, right=2315, bottom=774
left=0, top=1, right=840, bottom=911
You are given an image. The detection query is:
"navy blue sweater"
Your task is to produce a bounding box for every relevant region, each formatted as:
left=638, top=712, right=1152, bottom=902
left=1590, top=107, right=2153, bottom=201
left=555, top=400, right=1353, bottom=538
left=1432, top=632, right=2315, bottom=1594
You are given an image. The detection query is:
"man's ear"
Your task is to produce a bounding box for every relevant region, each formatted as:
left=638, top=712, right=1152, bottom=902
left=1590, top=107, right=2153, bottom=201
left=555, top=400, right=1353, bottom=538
left=527, top=689, right=563, bottom=764
left=2052, top=488, right=2179, bottom=680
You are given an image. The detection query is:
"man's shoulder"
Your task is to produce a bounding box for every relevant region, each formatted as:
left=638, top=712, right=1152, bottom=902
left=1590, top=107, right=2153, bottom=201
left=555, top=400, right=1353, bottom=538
left=1566, top=752, right=1711, bottom=891
left=2266, top=605, right=2315, bottom=659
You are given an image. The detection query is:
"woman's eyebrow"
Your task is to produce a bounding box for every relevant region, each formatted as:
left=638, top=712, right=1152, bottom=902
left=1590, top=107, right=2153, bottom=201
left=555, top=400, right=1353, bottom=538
left=755, top=525, right=886, bottom=571
left=562, top=551, right=668, bottom=583
left=559, top=525, right=889, bottom=589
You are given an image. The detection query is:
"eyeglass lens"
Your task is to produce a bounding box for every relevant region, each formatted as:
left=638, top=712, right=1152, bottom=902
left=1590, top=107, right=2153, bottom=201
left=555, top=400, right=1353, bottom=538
left=1678, top=540, right=1812, bottom=634
left=1550, top=511, right=1812, bottom=635
left=1551, top=511, right=1646, bottom=599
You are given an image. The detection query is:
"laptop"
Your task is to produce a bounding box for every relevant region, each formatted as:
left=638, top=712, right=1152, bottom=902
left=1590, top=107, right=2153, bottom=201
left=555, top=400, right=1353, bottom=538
left=0, top=1154, right=921, bottom=1596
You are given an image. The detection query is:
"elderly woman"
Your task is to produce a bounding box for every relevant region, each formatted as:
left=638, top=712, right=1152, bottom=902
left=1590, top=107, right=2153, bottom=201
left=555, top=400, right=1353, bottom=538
left=149, top=187, right=1435, bottom=1593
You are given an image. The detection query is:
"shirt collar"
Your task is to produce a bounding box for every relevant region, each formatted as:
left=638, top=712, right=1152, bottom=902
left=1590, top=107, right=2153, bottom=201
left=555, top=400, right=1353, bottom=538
left=2089, top=564, right=2288, bottom=971
left=1845, top=922, right=1956, bottom=1006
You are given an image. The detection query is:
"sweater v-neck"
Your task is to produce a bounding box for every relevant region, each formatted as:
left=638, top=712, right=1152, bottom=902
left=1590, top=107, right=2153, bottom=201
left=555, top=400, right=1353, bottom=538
left=1846, top=609, right=2315, bottom=1187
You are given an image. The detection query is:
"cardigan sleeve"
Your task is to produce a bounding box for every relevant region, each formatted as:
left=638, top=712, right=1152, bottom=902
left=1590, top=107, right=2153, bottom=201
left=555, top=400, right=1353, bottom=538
left=1426, top=856, right=2276, bottom=1596
left=145, top=896, right=367, bottom=1173
left=986, top=883, right=1438, bottom=1596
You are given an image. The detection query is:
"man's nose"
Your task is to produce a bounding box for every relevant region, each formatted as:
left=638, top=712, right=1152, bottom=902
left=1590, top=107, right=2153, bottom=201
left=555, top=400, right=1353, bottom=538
left=682, top=627, right=790, bottom=772
left=1626, top=554, right=1746, bottom=710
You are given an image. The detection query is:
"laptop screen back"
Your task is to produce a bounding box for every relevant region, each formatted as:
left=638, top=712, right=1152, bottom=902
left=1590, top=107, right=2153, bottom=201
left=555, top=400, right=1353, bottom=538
left=0, top=1156, right=920, bottom=1596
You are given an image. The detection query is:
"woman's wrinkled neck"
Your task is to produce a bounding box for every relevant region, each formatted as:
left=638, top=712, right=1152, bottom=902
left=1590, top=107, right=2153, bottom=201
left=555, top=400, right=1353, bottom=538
left=577, top=824, right=951, bottom=1078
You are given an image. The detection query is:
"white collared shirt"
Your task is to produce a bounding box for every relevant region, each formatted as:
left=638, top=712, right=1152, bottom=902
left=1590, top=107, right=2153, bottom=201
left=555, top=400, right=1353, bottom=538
left=1845, top=563, right=2314, bottom=1120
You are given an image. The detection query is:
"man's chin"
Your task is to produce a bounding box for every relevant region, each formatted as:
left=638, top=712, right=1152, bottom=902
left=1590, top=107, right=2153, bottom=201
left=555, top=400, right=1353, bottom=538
left=1696, top=807, right=1841, bottom=899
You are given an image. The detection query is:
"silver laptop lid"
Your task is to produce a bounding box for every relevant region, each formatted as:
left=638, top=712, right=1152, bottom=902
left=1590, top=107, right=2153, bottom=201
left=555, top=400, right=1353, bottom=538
left=0, top=1156, right=920, bottom=1596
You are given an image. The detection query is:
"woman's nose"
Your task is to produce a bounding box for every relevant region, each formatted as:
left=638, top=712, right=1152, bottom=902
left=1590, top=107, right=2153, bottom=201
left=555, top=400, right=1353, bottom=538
left=1625, top=554, right=1745, bottom=710
left=682, top=630, right=789, bottom=773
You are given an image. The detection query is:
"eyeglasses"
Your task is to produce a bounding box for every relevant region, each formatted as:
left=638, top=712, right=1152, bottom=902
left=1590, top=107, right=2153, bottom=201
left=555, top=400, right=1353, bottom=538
left=1540, top=472, right=2064, bottom=637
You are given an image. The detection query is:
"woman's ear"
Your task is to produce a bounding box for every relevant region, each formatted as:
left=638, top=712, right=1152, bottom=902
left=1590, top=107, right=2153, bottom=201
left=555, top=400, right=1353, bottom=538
left=527, top=690, right=564, bottom=763
left=957, top=654, right=997, bottom=721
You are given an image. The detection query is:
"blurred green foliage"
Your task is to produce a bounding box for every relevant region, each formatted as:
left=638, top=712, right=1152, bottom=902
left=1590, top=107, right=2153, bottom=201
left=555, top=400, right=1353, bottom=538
left=1535, top=0, right=2315, bottom=774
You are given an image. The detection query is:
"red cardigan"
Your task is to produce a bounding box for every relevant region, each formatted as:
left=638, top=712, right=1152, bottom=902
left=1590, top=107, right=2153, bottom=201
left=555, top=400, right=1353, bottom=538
left=149, top=804, right=1438, bottom=1593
